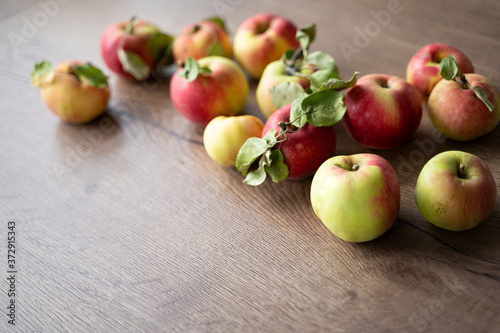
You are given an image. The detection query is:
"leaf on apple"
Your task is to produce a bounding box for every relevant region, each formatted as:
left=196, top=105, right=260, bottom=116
left=236, top=129, right=290, bottom=186
left=440, top=55, right=462, bottom=81
left=207, top=41, right=225, bottom=57
left=178, top=57, right=212, bottom=82
left=289, top=95, right=309, bottom=128
left=473, top=86, right=496, bottom=112
left=270, top=81, right=308, bottom=110
left=307, top=51, right=339, bottom=77
left=301, top=90, right=346, bottom=127
left=149, top=32, right=174, bottom=67
left=296, top=23, right=316, bottom=55
left=31, top=60, right=54, bottom=86
left=117, top=48, right=150, bottom=80
left=206, top=16, right=227, bottom=32
left=74, top=63, right=108, bottom=88
left=311, top=71, right=359, bottom=92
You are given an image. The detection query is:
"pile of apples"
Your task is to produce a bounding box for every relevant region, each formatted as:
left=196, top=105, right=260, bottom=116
left=31, top=13, right=499, bottom=243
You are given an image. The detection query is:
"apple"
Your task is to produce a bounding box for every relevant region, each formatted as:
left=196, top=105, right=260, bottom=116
left=170, top=56, right=249, bottom=126
left=427, top=73, right=500, bottom=141
left=261, top=103, right=336, bottom=180
left=100, top=17, right=174, bottom=81
left=343, top=74, right=422, bottom=149
left=233, top=13, right=300, bottom=79
left=172, top=18, right=232, bottom=64
left=256, top=60, right=312, bottom=118
left=31, top=60, right=110, bottom=124
left=415, top=151, right=496, bottom=231
left=203, top=115, right=264, bottom=167
left=406, top=43, right=474, bottom=102
left=310, top=153, right=400, bottom=242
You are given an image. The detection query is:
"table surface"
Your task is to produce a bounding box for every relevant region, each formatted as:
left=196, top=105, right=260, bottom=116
left=1, top=0, right=500, bottom=332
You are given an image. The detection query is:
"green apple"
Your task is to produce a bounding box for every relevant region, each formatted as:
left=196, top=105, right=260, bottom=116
left=415, top=151, right=497, bottom=231
left=31, top=60, right=110, bottom=124
left=256, top=60, right=312, bottom=118
left=203, top=115, right=264, bottom=167
left=311, top=153, right=400, bottom=242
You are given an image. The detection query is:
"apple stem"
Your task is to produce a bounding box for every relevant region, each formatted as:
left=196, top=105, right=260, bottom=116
left=458, top=163, right=466, bottom=178
left=352, top=164, right=359, bottom=172
left=125, top=16, right=138, bottom=34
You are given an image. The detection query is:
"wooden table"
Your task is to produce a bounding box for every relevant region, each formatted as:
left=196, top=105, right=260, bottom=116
left=1, top=0, right=499, bottom=332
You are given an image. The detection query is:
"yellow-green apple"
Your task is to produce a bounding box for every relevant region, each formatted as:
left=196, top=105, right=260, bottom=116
left=203, top=115, right=264, bottom=167
left=311, top=153, right=400, bottom=242
left=428, top=73, right=500, bottom=141
left=170, top=56, right=249, bottom=125
left=406, top=43, right=474, bottom=102
left=261, top=103, right=336, bottom=180
left=343, top=74, right=422, bottom=149
left=100, top=17, right=174, bottom=81
left=172, top=18, right=232, bottom=64
left=415, top=151, right=496, bottom=231
left=31, top=60, right=110, bottom=124
left=233, top=13, right=299, bottom=79
left=256, top=60, right=312, bottom=118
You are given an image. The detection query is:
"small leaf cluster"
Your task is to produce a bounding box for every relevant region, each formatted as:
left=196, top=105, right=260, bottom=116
left=31, top=60, right=108, bottom=88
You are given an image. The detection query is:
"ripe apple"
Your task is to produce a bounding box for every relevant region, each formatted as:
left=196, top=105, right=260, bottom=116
left=261, top=103, right=336, bottom=180
left=415, top=151, right=496, bottom=231
left=406, top=43, right=474, bottom=102
left=233, top=13, right=299, bottom=79
left=311, top=153, right=400, bottom=242
left=170, top=56, right=249, bottom=126
left=172, top=18, right=232, bottom=64
left=203, top=115, right=264, bottom=167
left=343, top=74, right=422, bottom=149
left=100, top=17, right=174, bottom=80
left=31, top=60, right=110, bottom=124
left=256, top=60, right=312, bottom=118
left=427, top=73, right=500, bottom=141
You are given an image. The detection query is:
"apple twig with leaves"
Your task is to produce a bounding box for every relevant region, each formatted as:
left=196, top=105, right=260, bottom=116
left=440, top=55, right=495, bottom=112
left=235, top=24, right=360, bottom=186
left=31, top=60, right=108, bottom=88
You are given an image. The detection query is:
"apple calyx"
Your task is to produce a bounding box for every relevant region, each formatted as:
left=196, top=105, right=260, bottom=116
left=440, top=55, right=495, bottom=112
left=177, top=57, right=212, bottom=82
left=31, top=60, right=108, bottom=88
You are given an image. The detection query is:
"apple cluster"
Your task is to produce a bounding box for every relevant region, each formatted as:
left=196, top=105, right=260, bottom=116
left=30, top=12, right=498, bottom=243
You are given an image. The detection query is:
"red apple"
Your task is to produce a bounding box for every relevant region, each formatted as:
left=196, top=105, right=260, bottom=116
left=170, top=56, right=249, bottom=126
left=343, top=74, right=422, bottom=149
left=311, top=153, right=400, bottom=242
left=415, top=151, right=496, bottom=231
left=100, top=18, right=174, bottom=81
left=406, top=43, right=474, bottom=102
left=31, top=60, right=110, bottom=124
left=233, top=13, right=299, bottom=79
left=427, top=73, right=500, bottom=141
left=261, top=103, right=336, bottom=180
left=172, top=19, right=232, bottom=64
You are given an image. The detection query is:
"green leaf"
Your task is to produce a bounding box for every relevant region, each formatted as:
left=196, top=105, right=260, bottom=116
left=235, top=137, right=269, bottom=175
left=207, top=41, right=225, bottom=57
left=296, top=23, right=316, bottom=53
left=149, top=32, right=174, bottom=66
left=265, top=149, right=289, bottom=183
left=74, top=63, right=108, bottom=88
left=309, top=69, right=336, bottom=92
left=440, top=55, right=462, bottom=81
left=31, top=60, right=53, bottom=86
left=302, top=90, right=346, bottom=127
left=324, top=71, right=359, bottom=92
left=282, top=49, right=296, bottom=61
left=117, top=48, right=150, bottom=80
left=307, top=51, right=339, bottom=75
left=289, top=95, right=309, bottom=128
left=206, top=16, right=227, bottom=31
left=269, top=81, right=307, bottom=110
left=263, top=129, right=278, bottom=147
left=178, top=57, right=212, bottom=82
left=243, top=155, right=268, bottom=186
left=473, top=86, right=496, bottom=112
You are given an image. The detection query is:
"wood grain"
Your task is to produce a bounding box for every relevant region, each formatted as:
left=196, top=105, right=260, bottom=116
left=1, top=0, right=499, bottom=332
